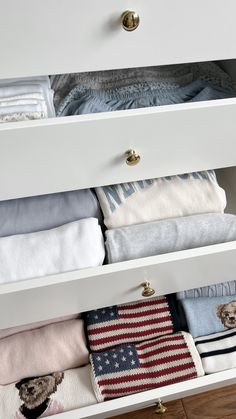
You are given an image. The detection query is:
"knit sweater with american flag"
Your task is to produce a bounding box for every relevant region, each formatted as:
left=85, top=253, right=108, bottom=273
left=84, top=295, right=180, bottom=352
left=90, top=331, right=204, bottom=401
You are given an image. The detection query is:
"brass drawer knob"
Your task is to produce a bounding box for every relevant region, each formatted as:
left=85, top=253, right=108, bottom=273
left=125, top=149, right=140, bottom=166
left=155, top=400, right=167, bottom=414
left=121, top=10, right=140, bottom=31
left=142, top=281, right=155, bottom=297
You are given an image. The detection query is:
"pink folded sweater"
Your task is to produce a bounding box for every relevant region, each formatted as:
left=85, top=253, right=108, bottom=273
left=0, top=319, right=89, bottom=385
left=0, top=314, right=79, bottom=340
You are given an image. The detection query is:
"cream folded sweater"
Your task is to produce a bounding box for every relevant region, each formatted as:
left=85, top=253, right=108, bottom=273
left=0, top=365, right=97, bottom=418
left=96, top=171, right=226, bottom=229
left=0, top=218, right=105, bottom=284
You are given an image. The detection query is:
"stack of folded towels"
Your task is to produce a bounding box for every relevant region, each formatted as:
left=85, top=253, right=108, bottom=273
left=51, top=61, right=236, bottom=116
left=0, top=188, right=105, bottom=284
left=177, top=280, right=236, bottom=375
left=95, top=170, right=236, bottom=264
left=84, top=296, right=204, bottom=401
left=0, top=76, right=55, bottom=123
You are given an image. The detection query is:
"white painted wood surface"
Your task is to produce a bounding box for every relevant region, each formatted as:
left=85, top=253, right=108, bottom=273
left=48, top=369, right=236, bottom=418
left=0, top=99, right=236, bottom=200
left=0, top=0, right=236, bottom=79
left=1, top=2, right=236, bottom=413
left=1, top=241, right=236, bottom=329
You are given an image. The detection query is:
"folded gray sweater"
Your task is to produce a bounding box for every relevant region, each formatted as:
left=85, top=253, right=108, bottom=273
left=0, top=188, right=102, bottom=237
left=105, top=213, right=236, bottom=263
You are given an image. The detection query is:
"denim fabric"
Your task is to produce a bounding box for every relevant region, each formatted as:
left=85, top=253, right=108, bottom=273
left=58, top=79, right=234, bottom=116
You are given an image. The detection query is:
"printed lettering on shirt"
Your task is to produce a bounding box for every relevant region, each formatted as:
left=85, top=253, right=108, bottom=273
left=100, top=171, right=214, bottom=213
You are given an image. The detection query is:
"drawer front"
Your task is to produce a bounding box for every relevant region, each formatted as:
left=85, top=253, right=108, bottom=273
left=1, top=242, right=236, bottom=329
left=0, top=100, right=236, bottom=200
left=51, top=370, right=236, bottom=418
left=1, top=0, right=236, bottom=79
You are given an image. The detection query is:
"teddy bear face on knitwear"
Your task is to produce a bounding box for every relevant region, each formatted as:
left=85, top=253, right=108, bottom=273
left=217, top=301, right=236, bottom=329
left=15, top=371, right=64, bottom=418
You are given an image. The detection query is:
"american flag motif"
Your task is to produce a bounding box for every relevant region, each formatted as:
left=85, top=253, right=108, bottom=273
left=90, top=331, right=204, bottom=401
left=85, top=296, right=180, bottom=351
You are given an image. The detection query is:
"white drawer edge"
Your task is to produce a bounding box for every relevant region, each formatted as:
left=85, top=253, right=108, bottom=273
left=0, top=97, right=235, bottom=132
left=48, top=368, right=236, bottom=418
left=1, top=240, right=236, bottom=295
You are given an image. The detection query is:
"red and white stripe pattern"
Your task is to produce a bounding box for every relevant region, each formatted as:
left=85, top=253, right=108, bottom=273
left=91, top=331, right=204, bottom=401
left=85, top=296, right=179, bottom=351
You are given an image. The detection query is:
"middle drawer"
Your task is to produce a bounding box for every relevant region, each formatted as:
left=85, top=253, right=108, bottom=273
left=1, top=165, right=236, bottom=329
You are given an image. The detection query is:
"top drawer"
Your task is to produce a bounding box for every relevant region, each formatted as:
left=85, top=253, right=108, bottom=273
left=1, top=0, right=236, bottom=79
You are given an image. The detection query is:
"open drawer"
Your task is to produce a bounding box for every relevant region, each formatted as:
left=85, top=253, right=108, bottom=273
left=0, top=1, right=236, bottom=79
left=0, top=166, right=236, bottom=329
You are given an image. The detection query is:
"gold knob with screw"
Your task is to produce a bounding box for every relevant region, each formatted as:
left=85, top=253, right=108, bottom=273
left=155, top=400, right=167, bottom=414
left=125, top=149, right=141, bottom=166
left=142, top=281, right=155, bottom=297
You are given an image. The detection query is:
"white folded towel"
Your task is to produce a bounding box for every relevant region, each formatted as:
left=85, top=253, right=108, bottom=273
left=0, top=76, right=55, bottom=119
left=0, top=218, right=105, bottom=283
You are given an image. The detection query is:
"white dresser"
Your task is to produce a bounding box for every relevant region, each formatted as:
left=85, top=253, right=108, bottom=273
left=1, top=1, right=236, bottom=417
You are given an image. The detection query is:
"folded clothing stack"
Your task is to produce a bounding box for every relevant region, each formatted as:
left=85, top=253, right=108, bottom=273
left=52, top=61, right=236, bottom=116
left=0, top=76, right=55, bottom=123
left=95, top=170, right=228, bottom=263
left=84, top=295, right=180, bottom=351
left=177, top=281, right=236, bottom=374
left=0, top=218, right=105, bottom=283
left=90, top=331, right=204, bottom=401
left=96, top=171, right=225, bottom=230
left=106, top=213, right=236, bottom=263
left=0, top=365, right=97, bottom=419
left=180, top=295, right=236, bottom=338
left=195, top=328, right=236, bottom=374
left=0, top=319, right=89, bottom=385
left=0, top=188, right=105, bottom=284
left=84, top=296, right=205, bottom=401
left=0, top=317, right=98, bottom=418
